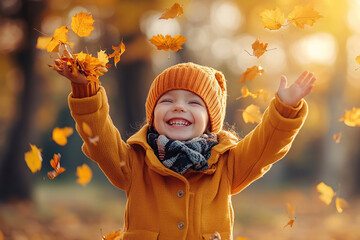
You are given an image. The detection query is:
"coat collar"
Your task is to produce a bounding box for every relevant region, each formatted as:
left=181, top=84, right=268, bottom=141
left=127, top=125, right=238, bottom=175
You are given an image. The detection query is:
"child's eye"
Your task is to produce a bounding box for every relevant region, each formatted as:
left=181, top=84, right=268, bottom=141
left=160, top=99, right=172, bottom=103
left=189, top=101, right=201, bottom=105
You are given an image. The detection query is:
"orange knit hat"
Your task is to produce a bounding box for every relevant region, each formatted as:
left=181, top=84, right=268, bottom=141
left=146, top=62, right=227, bottom=133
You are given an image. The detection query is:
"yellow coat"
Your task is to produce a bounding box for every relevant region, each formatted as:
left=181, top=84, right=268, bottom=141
left=68, top=87, right=308, bottom=240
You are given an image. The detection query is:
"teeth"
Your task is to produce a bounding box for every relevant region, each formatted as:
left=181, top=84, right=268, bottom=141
left=168, top=120, right=190, bottom=126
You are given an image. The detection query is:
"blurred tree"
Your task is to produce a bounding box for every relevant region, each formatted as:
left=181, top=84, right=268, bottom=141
left=0, top=0, right=45, bottom=201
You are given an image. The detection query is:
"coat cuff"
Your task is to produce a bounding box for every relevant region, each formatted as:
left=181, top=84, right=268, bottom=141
left=274, top=93, right=304, bottom=119
left=70, top=81, right=99, bottom=98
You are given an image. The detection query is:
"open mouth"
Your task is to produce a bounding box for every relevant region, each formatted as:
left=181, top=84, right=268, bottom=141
left=167, top=119, right=191, bottom=126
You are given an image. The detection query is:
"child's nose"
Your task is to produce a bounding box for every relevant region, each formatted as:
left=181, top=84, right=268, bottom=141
left=172, top=103, right=186, bottom=112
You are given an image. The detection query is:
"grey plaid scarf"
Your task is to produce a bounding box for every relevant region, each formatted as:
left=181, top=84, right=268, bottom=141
left=147, top=129, right=218, bottom=175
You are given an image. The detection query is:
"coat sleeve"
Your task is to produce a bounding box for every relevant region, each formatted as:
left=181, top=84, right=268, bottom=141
left=227, top=94, right=308, bottom=194
left=68, top=86, right=132, bottom=191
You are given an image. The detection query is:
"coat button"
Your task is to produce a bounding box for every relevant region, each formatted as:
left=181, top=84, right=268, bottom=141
left=178, top=221, right=185, bottom=229
left=177, top=190, right=184, bottom=198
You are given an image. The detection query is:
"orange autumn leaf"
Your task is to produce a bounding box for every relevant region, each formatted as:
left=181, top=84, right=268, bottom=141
left=36, top=36, right=52, bottom=49
left=108, top=41, right=126, bottom=67
left=335, top=197, right=349, bottom=213
left=24, top=144, right=43, bottom=173
left=102, top=229, right=122, bottom=240
left=333, top=132, right=342, bottom=143
left=46, top=26, right=71, bottom=53
left=47, top=153, right=66, bottom=179
left=284, top=203, right=296, bottom=228
left=287, top=5, right=322, bottom=29
left=149, top=34, right=187, bottom=52
left=239, top=65, right=264, bottom=83
left=71, top=11, right=95, bottom=37
left=252, top=39, right=268, bottom=58
left=339, top=107, right=360, bottom=127
left=76, top=163, right=92, bottom=186
left=259, top=8, right=285, bottom=30
left=237, top=86, right=268, bottom=100
left=159, top=3, right=183, bottom=20
left=52, top=127, right=73, bottom=146
left=241, top=104, right=262, bottom=124
left=316, top=182, right=335, bottom=205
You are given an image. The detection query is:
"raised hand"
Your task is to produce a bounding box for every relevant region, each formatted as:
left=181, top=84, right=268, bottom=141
left=277, top=71, right=316, bottom=107
left=54, top=60, right=88, bottom=84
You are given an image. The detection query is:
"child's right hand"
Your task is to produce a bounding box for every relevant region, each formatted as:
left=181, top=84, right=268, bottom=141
left=54, top=60, right=89, bottom=84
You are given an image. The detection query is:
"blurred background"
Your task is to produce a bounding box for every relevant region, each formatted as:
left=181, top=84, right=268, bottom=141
left=0, top=0, right=360, bottom=239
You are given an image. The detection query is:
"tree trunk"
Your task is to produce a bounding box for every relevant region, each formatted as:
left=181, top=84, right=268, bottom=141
left=0, top=0, right=45, bottom=202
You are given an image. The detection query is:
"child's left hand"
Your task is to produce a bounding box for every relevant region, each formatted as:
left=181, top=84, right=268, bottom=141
left=277, top=71, right=316, bottom=107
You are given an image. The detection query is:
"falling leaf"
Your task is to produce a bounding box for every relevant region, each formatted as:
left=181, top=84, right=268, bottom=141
left=47, top=153, right=66, bottom=179
left=52, top=127, right=73, bottom=146
left=356, top=56, right=360, bottom=65
left=102, top=229, right=122, bottom=240
left=339, top=107, right=360, bottom=127
left=108, top=41, right=126, bottom=67
left=36, top=36, right=52, bottom=49
left=252, top=39, right=268, bottom=58
left=149, top=34, right=187, bottom=52
left=76, top=163, right=92, bottom=186
left=241, top=104, right=262, bottom=124
left=316, top=182, right=335, bottom=205
left=333, top=132, right=342, bottom=143
left=24, top=144, right=43, bottom=173
left=237, top=86, right=268, bottom=100
left=335, top=197, right=349, bottom=213
left=284, top=203, right=296, bottom=228
left=46, top=26, right=71, bottom=52
left=259, top=8, right=285, bottom=30
left=159, top=3, right=184, bottom=19
left=287, top=5, right=322, bottom=28
left=71, top=11, right=95, bottom=37
left=239, top=66, right=264, bottom=83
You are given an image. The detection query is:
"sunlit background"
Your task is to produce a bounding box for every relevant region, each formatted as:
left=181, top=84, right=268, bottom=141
left=0, top=0, right=360, bottom=239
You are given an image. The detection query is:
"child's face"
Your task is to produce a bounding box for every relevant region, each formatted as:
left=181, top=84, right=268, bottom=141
left=153, top=90, right=209, bottom=141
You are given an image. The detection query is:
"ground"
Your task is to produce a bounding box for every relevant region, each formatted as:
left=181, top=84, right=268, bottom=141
left=1, top=183, right=359, bottom=240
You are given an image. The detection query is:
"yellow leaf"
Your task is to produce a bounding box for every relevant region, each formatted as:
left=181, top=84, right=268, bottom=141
left=24, top=144, right=42, bottom=173
left=259, top=8, right=285, bottom=30
left=159, top=3, right=183, bottom=20
left=242, top=104, right=262, bottom=124
left=252, top=39, right=268, bottom=58
left=46, top=26, right=71, bottom=53
left=239, top=65, right=264, bottom=83
left=149, top=34, right=187, bottom=52
left=76, top=163, right=92, bottom=186
left=287, top=5, right=322, bottom=28
left=52, top=127, right=73, bottom=146
left=335, top=197, right=349, bottom=213
left=97, top=50, right=109, bottom=66
left=316, top=182, right=335, bottom=205
left=108, top=41, right=126, bottom=67
left=356, top=56, right=360, bottom=65
left=333, top=132, right=342, bottom=143
left=339, top=107, right=360, bottom=127
left=102, top=229, right=122, bottom=240
left=285, top=203, right=295, bottom=219
left=36, top=36, right=51, bottom=49
left=71, top=11, right=95, bottom=37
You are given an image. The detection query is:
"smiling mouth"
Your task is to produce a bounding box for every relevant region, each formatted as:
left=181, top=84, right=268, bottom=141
left=167, top=119, right=191, bottom=126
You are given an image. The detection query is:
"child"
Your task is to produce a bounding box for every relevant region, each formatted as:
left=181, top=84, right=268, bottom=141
left=56, top=61, right=316, bottom=239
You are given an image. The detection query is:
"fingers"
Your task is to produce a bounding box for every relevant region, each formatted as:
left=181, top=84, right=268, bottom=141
left=295, top=70, right=309, bottom=85
left=278, top=75, right=287, bottom=91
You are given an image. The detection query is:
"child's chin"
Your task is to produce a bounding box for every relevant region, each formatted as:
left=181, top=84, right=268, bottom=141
left=166, top=133, right=192, bottom=141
